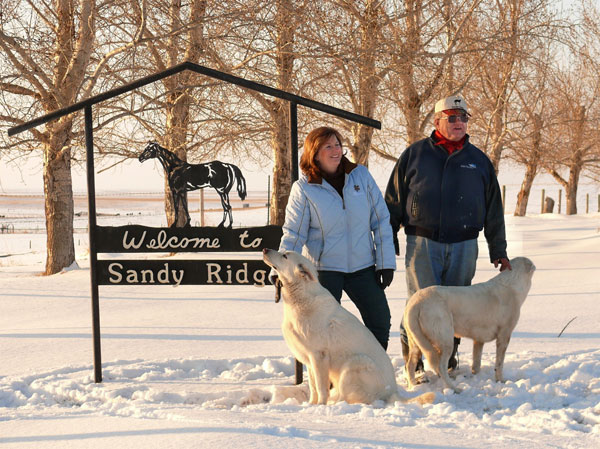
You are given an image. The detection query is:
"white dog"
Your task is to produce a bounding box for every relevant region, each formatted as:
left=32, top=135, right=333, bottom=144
left=263, top=248, right=434, bottom=406
left=404, top=257, right=536, bottom=393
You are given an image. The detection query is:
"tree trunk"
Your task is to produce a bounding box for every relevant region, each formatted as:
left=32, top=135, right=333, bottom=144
left=350, top=124, right=374, bottom=166
left=514, top=163, right=536, bottom=217
left=41, top=0, right=95, bottom=275
left=565, top=106, right=585, bottom=215
left=160, top=0, right=206, bottom=227
left=43, top=122, right=75, bottom=274
left=270, top=103, right=292, bottom=225
left=565, top=163, right=582, bottom=215
left=163, top=88, right=192, bottom=227
left=269, top=0, right=295, bottom=225
left=489, top=108, right=504, bottom=173
left=404, top=101, right=422, bottom=146
left=565, top=181, right=578, bottom=215
left=347, top=0, right=381, bottom=165
left=514, top=113, right=541, bottom=216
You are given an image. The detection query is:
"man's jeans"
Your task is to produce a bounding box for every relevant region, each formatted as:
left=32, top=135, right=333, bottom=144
left=400, top=235, right=478, bottom=344
left=318, top=265, right=391, bottom=350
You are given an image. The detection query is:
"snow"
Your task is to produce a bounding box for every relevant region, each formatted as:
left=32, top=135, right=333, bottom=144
left=1, top=196, right=600, bottom=448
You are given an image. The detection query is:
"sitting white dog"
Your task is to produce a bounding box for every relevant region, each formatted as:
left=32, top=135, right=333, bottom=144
left=263, top=248, right=434, bottom=406
left=404, top=257, right=536, bottom=393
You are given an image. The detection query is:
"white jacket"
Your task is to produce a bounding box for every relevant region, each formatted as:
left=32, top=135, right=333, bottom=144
left=279, top=161, right=396, bottom=273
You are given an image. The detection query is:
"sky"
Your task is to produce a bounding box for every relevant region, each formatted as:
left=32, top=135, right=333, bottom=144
left=1, top=195, right=599, bottom=448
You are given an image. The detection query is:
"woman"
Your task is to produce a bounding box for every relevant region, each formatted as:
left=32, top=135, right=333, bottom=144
left=277, top=126, right=396, bottom=349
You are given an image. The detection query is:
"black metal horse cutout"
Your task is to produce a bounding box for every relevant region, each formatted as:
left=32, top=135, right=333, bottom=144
left=139, top=142, right=247, bottom=228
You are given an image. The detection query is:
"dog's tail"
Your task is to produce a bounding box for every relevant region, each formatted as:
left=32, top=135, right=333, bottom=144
left=405, top=302, right=441, bottom=362
left=391, top=391, right=435, bottom=405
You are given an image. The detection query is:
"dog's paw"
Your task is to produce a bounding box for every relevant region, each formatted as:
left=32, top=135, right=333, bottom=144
left=448, top=368, right=460, bottom=379
left=414, top=375, right=430, bottom=385
left=270, top=384, right=309, bottom=404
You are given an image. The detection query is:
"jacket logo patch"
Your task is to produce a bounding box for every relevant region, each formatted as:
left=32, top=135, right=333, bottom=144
left=354, top=185, right=361, bottom=192
left=461, top=163, right=477, bottom=169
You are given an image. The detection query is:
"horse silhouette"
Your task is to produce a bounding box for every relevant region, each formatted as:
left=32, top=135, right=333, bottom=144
left=139, top=141, right=247, bottom=228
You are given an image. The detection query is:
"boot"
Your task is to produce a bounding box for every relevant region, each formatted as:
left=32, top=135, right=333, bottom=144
left=448, top=337, right=460, bottom=371
left=402, top=339, right=424, bottom=373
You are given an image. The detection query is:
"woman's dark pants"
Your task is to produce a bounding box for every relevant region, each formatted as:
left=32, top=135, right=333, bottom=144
left=318, top=265, right=391, bottom=350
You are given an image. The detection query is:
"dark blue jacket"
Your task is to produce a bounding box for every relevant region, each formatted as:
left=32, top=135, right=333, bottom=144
left=384, top=132, right=507, bottom=262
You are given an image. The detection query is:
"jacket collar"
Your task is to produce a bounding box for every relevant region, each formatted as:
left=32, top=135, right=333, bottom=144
left=430, top=130, right=471, bottom=148
left=307, top=156, right=358, bottom=184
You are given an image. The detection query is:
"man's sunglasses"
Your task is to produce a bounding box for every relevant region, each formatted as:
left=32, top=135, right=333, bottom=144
left=441, top=114, right=469, bottom=123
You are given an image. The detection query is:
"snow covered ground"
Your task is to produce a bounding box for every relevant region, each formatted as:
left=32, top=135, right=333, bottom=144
left=1, top=197, right=599, bottom=448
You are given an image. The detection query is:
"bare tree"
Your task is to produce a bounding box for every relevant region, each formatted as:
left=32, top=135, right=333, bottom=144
left=0, top=0, right=145, bottom=274
left=91, top=0, right=306, bottom=227
left=490, top=5, right=560, bottom=215
left=536, top=0, right=600, bottom=214
left=193, top=0, right=308, bottom=226
left=380, top=0, right=485, bottom=159
left=509, top=71, right=548, bottom=217
left=308, top=0, right=392, bottom=166
left=133, top=0, right=209, bottom=226
left=544, top=73, right=600, bottom=215
left=467, top=0, right=558, bottom=172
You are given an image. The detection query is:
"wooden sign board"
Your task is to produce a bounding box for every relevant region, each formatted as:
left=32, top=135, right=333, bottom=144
left=96, top=225, right=282, bottom=253
left=96, top=225, right=282, bottom=286
left=97, top=259, right=271, bottom=286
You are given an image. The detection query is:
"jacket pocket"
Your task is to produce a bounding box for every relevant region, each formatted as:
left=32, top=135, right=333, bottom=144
left=410, top=192, right=419, bottom=218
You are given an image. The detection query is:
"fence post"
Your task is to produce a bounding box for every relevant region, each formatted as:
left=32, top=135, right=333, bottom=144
left=541, top=189, right=545, bottom=214
left=586, top=193, right=589, bottom=214
left=267, top=176, right=271, bottom=225
left=558, top=190, right=562, bottom=214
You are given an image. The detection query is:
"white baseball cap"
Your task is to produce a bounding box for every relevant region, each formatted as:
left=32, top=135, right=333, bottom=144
left=435, top=95, right=469, bottom=114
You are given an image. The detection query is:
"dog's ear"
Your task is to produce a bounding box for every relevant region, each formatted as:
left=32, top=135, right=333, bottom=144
left=296, top=263, right=316, bottom=282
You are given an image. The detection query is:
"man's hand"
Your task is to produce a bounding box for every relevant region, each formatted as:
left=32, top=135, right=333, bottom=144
left=493, top=257, right=512, bottom=272
left=376, top=269, right=394, bottom=289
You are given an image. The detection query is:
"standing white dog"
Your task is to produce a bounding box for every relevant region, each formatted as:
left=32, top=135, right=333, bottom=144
left=263, top=248, right=434, bottom=406
left=404, top=257, right=535, bottom=393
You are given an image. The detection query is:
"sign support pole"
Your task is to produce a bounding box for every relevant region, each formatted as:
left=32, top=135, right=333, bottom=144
left=290, top=101, right=298, bottom=182
left=288, top=101, right=304, bottom=385
left=85, top=106, right=102, bottom=383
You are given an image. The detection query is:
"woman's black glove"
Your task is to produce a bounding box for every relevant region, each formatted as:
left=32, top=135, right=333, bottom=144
left=393, top=233, right=400, bottom=256
left=376, top=269, right=394, bottom=289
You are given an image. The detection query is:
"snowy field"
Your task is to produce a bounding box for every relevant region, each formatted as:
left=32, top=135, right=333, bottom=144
left=1, top=190, right=600, bottom=448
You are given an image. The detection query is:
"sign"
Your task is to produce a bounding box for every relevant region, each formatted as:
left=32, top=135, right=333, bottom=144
left=96, top=225, right=282, bottom=253
left=95, top=225, right=281, bottom=286
left=97, top=259, right=271, bottom=286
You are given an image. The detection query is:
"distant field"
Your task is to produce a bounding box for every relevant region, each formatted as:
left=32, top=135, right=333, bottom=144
left=0, top=192, right=271, bottom=232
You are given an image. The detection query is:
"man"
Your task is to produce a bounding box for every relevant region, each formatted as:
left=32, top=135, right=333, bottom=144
left=385, top=95, right=511, bottom=371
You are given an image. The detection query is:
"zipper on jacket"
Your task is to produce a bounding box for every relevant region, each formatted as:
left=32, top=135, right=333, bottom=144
left=316, top=180, right=344, bottom=265
left=411, top=192, right=419, bottom=217
left=438, top=155, right=453, bottom=241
